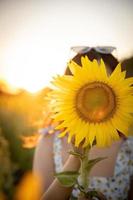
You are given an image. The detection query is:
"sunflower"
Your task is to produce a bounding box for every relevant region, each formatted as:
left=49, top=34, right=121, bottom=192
left=50, top=56, right=133, bottom=147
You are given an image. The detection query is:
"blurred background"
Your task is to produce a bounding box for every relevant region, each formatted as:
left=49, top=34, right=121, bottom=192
left=0, top=0, right=133, bottom=199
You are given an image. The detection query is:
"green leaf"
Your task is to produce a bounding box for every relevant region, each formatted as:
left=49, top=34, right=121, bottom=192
left=68, top=150, right=83, bottom=159
left=55, top=171, right=80, bottom=187
left=86, top=157, right=107, bottom=171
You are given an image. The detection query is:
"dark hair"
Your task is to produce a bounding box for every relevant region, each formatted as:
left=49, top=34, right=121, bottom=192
left=65, top=48, right=119, bottom=75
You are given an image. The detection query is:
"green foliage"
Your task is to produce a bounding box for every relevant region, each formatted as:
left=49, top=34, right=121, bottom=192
left=68, top=150, right=83, bottom=159
left=55, top=171, right=80, bottom=187
left=0, top=106, right=35, bottom=170
left=0, top=129, right=14, bottom=199
left=0, top=88, right=47, bottom=199
left=85, top=157, right=107, bottom=172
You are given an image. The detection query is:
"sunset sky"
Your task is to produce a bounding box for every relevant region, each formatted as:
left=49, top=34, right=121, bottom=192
left=0, top=0, right=133, bottom=92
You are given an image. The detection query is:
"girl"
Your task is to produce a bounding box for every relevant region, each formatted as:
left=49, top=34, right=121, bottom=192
left=33, top=47, right=133, bottom=200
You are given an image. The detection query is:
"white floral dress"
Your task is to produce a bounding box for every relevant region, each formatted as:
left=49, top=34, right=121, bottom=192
left=41, top=126, right=133, bottom=200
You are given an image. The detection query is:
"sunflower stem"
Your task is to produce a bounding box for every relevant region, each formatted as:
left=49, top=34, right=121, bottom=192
left=80, top=146, right=90, bottom=192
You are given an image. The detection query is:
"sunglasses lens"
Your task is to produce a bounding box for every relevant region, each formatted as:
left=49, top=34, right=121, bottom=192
left=71, top=46, right=91, bottom=54
left=71, top=46, right=116, bottom=55
left=95, top=46, right=116, bottom=54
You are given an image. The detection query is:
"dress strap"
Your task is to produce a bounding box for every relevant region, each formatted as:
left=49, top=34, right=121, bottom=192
left=127, top=136, right=133, bottom=177
left=53, top=131, right=63, bottom=173
left=39, top=125, right=63, bottom=173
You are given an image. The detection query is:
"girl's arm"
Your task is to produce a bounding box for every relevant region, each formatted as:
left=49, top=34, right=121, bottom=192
left=41, top=155, right=80, bottom=200
left=33, top=135, right=81, bottom=200
left=33, top=135, right=55, bottom=193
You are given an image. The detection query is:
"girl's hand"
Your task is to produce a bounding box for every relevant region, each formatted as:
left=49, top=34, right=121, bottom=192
left=78, top=197, right=91, bottom=200
left=78, top=191, right=107, bottom=200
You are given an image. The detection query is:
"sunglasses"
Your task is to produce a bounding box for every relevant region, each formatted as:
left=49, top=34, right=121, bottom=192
left=71, top=46, right=116, bottom=54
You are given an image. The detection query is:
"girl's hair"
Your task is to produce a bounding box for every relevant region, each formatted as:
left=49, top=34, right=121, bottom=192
left=65, top=48, right=119, bottom=75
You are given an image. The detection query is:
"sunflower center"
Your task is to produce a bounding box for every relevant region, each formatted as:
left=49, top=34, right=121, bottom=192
left=76, top=82, right=116, bottom=123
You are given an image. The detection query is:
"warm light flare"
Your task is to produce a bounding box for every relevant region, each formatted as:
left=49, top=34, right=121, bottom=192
left=2, top=38, right=68, bottom=93
left=21, top=134, right=40, bottom=148
left=14, top=172, right=41, bottom=200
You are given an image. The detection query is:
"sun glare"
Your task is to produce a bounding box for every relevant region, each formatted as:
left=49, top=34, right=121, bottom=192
left=2, top=38, right=68, bottom=93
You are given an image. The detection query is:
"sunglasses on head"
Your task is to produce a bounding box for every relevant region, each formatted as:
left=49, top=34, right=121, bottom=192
left=71, top=46, right=116, bottom=54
